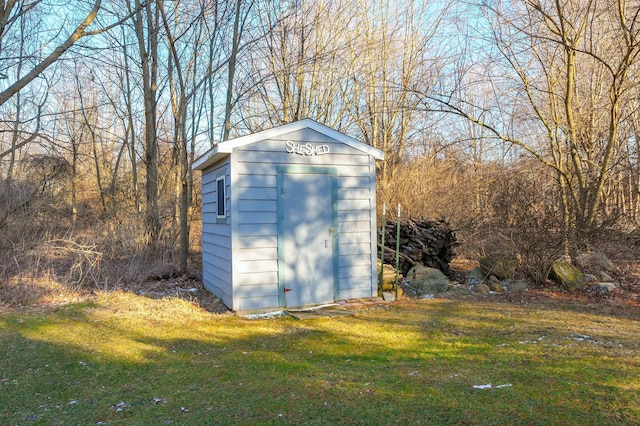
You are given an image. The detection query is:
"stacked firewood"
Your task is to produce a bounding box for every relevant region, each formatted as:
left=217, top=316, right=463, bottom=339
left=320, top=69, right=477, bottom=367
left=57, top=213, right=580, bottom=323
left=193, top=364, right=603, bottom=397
left=377, top=217, right=458, bottom=276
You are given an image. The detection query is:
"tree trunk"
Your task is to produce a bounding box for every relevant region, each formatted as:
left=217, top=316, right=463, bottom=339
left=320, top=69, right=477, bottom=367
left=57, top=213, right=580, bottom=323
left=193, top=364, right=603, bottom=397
left=133, top=0, right=161, bottom=246
left=222, top=0, right=243, bottom=141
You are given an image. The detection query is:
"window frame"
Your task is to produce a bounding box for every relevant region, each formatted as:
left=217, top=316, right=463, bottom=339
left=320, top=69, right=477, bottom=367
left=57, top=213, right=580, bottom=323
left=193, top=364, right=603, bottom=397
left=216, top=175, right=226, bottom=218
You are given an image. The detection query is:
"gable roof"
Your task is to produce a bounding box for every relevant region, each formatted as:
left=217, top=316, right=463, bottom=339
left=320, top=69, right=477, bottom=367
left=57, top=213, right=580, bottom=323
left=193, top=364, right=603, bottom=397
left=192, top=118, right=385, bottom=170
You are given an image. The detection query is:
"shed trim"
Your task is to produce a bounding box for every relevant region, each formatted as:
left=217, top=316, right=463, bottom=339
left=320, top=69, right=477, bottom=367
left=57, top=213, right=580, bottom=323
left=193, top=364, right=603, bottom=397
left=193, top=119, right=384, bottom=171
left=216, top=175, right=226, bottom=218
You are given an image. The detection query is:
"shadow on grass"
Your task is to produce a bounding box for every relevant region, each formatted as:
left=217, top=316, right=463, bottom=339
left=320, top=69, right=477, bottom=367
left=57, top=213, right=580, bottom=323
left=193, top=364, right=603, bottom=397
left=0, top=296, right=639, bottom=425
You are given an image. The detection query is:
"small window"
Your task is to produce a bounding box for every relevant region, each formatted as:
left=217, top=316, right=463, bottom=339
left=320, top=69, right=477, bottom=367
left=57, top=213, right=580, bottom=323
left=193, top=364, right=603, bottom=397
left=216, top=176, right=226, bottom=218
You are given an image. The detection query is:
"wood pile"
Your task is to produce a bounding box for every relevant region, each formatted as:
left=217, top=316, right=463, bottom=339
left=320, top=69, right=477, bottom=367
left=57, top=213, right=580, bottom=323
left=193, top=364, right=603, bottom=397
left=378, top=217, right=458, bottom=276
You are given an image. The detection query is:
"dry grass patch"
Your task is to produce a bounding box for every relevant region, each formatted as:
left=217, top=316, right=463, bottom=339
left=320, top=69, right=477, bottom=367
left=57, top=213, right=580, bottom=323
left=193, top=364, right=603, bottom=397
left=91, top=291, right=219, bottom=322
left=0, top=275, right=90, bottom=308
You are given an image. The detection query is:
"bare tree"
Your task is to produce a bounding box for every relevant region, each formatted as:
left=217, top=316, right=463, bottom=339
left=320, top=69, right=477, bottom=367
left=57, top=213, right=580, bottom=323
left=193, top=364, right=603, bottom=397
left=350, top=0, right=448, bottom=184
left=161, top=0, right=282, bottom=270
left=425, top=0, right=640, bottom=250
left=159, top=0, right=209, bottom=271
left=240, top=0, right=448, bottom=188
left=240, top=0, right=356, bottom=130
left=222, top=0, right=246, bottom=141
left=129, top=0, right=163, bottom=246
left=0, top=0, right=132, bottom=107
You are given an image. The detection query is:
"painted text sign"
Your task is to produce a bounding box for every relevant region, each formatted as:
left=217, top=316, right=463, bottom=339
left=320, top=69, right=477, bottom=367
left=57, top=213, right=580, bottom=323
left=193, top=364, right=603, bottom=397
left=286, top=140, right=330, bottom=156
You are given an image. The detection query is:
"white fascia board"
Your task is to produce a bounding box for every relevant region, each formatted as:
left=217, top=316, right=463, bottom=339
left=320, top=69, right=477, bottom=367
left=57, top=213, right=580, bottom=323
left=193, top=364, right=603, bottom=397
left=192, top=145, right=233, bottom=171
left=192, top=146, right=219, bottom=170
left=301, top=120, right=385, bottom=161
left=192, top=119, right=384, bottom=170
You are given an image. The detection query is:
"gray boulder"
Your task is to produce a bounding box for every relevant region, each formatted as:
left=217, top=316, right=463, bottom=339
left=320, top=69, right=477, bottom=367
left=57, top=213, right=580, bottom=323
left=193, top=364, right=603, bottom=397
left=575, top=252, right=617, bottom=274
left=479, top=253, right=519, bottom=280
left=406, top=266, right=449, bottom=295
left=549, top=261, right=586, bottom=291
left=468, top=267, right=486, bottom=280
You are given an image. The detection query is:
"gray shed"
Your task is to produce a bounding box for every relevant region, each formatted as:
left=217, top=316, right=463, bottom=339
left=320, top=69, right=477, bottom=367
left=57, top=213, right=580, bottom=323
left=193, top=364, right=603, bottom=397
left=192, top=119, right=384, bottom=312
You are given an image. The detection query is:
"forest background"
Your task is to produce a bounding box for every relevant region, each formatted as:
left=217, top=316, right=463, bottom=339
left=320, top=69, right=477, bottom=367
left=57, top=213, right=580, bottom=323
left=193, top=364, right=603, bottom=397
left=2, top=0, right=640, bottom=305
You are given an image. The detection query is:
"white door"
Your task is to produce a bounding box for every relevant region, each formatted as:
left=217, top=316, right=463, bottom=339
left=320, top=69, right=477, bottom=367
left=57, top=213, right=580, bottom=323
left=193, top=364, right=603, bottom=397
left=281, top=172, right=334, bottom=307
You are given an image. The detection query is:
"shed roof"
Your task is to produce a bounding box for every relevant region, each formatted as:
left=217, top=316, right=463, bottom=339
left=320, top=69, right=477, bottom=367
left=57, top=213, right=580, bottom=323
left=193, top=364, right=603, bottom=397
left=192, top=118, right=385, bottom=171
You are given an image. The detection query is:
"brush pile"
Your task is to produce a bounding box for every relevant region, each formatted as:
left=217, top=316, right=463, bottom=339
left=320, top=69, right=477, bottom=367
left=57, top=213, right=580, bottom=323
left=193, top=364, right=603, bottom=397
left=378, top=217, right=458, bottom=276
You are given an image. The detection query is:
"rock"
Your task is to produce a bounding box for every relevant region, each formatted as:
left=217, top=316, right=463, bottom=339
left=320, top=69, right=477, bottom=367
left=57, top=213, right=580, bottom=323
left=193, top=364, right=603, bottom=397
left=472, top=283, right=490, bottom=294
left=597, top=271, right=613, bottom=282
left=468, top=267, right=486, bottom=280
left=574, top=252, right=617, bottom=274
left=584, top=273, right=598, bottom=282
left=488, top=281, right=504, bottom=292
left=549, top=261, right=586, bottom=291
left=466, top=267, right=485, bottom=286
left=406, top=266, right=449, bottom=295
left=508, top=280, right=528, bottom=292
left=449, top=287, right=473, bottom=296
left=382, top=291, right=396, bottom=301
left=479, top=253, right=518, bottom=280
left=595, top=283, right=618, bottom=293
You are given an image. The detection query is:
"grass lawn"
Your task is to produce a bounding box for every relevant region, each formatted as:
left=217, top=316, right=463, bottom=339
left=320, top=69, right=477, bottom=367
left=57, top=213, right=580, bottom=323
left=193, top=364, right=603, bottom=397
left=1, top=292, right=639, bottom=425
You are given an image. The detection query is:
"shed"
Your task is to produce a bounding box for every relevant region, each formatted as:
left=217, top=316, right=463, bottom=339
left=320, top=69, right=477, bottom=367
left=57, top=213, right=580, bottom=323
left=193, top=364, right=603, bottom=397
left=192, top=119, right=384, bottom=312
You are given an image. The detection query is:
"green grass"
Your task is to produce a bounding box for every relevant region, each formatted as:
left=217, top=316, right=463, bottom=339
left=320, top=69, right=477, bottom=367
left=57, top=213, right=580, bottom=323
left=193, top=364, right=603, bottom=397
left=1, top=292, right=639, bottom=425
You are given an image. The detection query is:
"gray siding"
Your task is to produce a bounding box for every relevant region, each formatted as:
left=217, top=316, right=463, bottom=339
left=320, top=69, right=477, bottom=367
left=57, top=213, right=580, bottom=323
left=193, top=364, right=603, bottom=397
left=230, top=142, right=280, bottom=310
left=201, top=160, right=233, bottom=307
left=232, top=128, right=376, bottom=309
